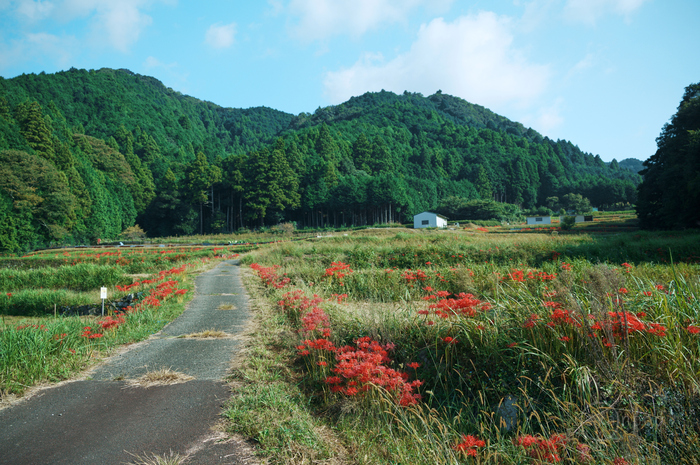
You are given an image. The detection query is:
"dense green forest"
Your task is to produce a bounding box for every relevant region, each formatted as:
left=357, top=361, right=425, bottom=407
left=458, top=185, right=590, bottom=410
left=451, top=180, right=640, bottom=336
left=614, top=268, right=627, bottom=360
left=636, top=81, right=700, bottom=229
left=0, top=68, right=642, bottom=251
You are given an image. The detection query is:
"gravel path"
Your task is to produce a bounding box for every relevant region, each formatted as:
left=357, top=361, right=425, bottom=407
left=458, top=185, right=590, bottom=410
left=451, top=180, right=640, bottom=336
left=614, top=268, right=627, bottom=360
left=0, top=259, right=257, bottom=465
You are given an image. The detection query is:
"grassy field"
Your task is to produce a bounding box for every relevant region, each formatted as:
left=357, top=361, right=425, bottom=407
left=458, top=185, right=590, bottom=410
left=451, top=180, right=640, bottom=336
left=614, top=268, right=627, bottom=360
left=0, top=245, right=245, bottom=401
left=227, top=224, right=700, bottom=464
left=3, top=217, right=700, bottom=464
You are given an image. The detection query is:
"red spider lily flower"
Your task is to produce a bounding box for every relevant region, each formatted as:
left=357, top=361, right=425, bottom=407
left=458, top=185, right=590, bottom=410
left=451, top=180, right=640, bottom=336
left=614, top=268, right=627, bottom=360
left=559, top=336, right=571, bottom=342
left=517, top=433, right=566, bottom=463
left=523, top=314, right=539, bottom=328
left=647, top=323, right=667, bottom=337
left=507, top=342, right=518, bottom=348
left=621, top=262, right=633, bottom=273
left=407, top=362, right=421, bottom=369
left=6, top=293, right=11, bottom=298
left=317, top=361, right=328, bottom=367
left=576, top=443, right=593, bottom=463
left=453, top=434, right=486, bottom=456
left=344, top=387, right=359, bottom=396
left=687, top=325, right=700, bottom=334
left=642, top=291, right=652, bottom=296
left=442, top=336, right=457, bottom=344
left=618, top=287, right=629, bottom=294
left=655, top=284, right=665, bottom=290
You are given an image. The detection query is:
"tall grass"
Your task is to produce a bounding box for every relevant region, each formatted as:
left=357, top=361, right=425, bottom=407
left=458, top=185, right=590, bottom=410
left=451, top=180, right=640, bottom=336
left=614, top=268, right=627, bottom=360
left=0, top=247, right=230, bottom=398
left=0, top=263, right=126, bottom=292
left=236, top=228, right=700, bottom=464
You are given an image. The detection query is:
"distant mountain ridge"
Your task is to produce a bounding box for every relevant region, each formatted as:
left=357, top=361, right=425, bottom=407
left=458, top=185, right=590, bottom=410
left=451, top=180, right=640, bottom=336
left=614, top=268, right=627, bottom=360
left=0, top=68, right=641, bottom=249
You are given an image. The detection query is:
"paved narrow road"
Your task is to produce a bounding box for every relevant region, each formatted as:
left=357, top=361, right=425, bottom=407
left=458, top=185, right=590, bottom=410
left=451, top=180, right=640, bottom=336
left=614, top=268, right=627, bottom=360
left=0, top=259, right=256, bottom=465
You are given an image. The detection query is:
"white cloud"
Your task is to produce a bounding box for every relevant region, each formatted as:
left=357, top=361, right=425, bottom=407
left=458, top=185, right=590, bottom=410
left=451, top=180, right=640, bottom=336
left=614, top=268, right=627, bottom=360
left=288, top=0, right=454, bottom=41
left=564, top=0, right=649, bottom=25
left=92, top=1, right=153, bottom=52
left=520, top=98, right=565, bottom=135
left=15, top=0, right=55, bottom=21
left=6, top=0, right=169, bottom=52
left=205, top=22, right=237, bottom=49
left=0, top=31, right=78, bottom=72
left=323, top=13, right=550, bottom=112
left=143, top=55, right=175, bottom=70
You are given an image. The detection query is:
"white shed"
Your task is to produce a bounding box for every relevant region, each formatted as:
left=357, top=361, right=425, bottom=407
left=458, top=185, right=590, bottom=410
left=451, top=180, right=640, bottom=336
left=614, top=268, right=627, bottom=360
left=414, top=212, right=448, bottom=229
left=526, top=216, right=552, bottom=225
left=560, top=215, right=586, bottom=223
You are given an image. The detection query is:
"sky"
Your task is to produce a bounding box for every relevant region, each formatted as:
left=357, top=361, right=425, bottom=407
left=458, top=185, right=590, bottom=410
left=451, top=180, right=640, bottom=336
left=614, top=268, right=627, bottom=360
left=1, top=0, right=698, bottom=163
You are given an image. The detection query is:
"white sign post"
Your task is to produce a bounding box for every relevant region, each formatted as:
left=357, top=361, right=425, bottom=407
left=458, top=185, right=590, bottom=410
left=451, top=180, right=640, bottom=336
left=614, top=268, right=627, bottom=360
left=100, top=287, right=107, bottom=316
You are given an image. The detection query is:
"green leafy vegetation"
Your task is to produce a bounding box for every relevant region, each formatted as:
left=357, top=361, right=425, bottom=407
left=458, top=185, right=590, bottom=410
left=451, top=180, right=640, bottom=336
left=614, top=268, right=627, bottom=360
left=233, top=226, right=700, bottom=463
left=637, top=81, right=700, bottom=229
left=0, top=69, right=643, bottom=252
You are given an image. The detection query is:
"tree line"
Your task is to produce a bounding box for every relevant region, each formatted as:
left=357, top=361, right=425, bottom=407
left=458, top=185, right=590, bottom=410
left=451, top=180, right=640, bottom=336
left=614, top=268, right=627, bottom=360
left=0, top=69, right=643, bottom=252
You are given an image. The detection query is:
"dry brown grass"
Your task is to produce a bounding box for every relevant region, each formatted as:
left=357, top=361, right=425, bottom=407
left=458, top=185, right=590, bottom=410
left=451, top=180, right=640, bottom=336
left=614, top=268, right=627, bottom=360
left=217, top=303, right=236, bottom=310
left=127, top=368, right=194, bottom=388
left=181, top=329, right=229, bottom=338
left=125, top=450, right=188, bottom=465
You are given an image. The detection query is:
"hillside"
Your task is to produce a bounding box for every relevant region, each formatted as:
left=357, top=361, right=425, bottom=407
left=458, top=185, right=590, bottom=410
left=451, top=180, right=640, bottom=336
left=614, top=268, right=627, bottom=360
left=0, top=68, right=641, bottom=250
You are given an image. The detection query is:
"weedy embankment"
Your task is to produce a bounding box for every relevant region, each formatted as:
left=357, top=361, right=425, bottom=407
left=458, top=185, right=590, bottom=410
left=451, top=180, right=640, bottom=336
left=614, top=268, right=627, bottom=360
left=230, top=229, right=700, bottom=464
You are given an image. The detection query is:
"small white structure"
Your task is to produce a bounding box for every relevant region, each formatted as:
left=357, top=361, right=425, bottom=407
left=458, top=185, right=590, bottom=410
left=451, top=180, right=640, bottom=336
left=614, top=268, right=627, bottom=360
left=414, top=211, right=448, bottom=229
left=526, top=216, right=552, bottom=225
left=561, top=215, right=586, bottom=223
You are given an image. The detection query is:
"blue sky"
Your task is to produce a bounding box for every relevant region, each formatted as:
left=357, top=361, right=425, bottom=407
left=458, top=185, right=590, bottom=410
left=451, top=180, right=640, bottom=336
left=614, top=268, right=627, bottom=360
left=1, top=0, right=698, bottom=162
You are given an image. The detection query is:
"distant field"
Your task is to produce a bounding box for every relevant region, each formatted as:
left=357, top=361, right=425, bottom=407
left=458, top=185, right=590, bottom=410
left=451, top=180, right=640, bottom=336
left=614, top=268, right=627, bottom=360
left=4, top=218, right=700, bottom=464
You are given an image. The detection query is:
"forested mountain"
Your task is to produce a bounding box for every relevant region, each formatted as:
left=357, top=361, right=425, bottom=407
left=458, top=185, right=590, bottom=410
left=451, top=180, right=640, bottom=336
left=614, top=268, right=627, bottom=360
left=637, top=82, right=700, bottom=229
left=0, top=68, right=641, bottom=251
left=617, top=158, right=645, bottom=174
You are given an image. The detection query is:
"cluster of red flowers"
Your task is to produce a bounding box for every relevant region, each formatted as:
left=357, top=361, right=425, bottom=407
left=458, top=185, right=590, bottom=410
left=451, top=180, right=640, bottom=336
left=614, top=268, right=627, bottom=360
left=278, top=290, right=324, bottom=320
left=419, top=292, right=491, bottom=320
left=116, top=264, right=189, bottom=293
left=324, top=262, right=353, bottom=285
left=330, top=293, right=348, bottom=303
left=97, top=312, right=126, bottom=330
left=402, top=269, right=429, bottom=282
left=80, top=326, right=103, bottom=339
left=503, top=269, right=557, bottom=282
left=124, top=278, right=188, bottom=313
left=453, top=434, right=486, bottom=456
left=621, top=262, right=633, bottom=273
left=589, top=311, right=667, bottom=342
left=516, top=434, right=567, bottom=463
left=325, top=336, right=423, bottom=406
left=250, top=263, right=290, bottom=289
left=263, top=267, right=424, bottom=407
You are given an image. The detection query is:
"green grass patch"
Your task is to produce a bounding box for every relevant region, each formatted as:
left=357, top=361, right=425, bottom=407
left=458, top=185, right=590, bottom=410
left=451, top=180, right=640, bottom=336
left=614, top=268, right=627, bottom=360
left=232, top=226, right=700, bottom=464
